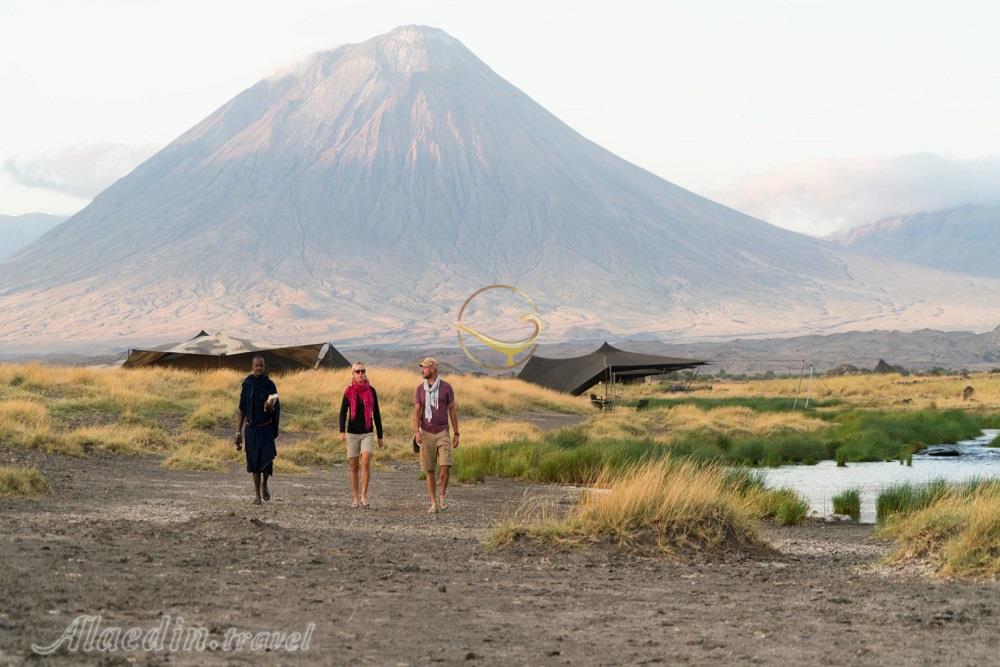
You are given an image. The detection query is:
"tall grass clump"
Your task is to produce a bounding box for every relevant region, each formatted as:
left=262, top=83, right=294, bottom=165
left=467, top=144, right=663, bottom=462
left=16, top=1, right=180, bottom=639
left=490, top=460, right=771, bottom=558
left=879, top=479, right=1000, bottom=577
left=0, top=466, right=49, bottom=496
left=876, top=480, right=950, bottom=523
left=832, top=488, right=861, bottom=521
left=774, top=494, right=809, bottom=525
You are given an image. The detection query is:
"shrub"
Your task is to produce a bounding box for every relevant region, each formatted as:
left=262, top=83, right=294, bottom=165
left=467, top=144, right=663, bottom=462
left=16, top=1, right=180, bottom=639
left=774, top=495, right=809, bottom=525
left=832, top=488, right=861, bottom=521
left=0, top=466, right=49, bottom=496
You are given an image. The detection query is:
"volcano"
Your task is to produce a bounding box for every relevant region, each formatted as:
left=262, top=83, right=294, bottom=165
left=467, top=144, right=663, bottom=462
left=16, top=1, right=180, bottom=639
left=2, top=25, right=999, bottom=351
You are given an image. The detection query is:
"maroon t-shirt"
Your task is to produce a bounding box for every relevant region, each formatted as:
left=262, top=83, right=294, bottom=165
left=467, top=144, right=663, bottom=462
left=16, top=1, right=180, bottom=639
left=414, top=380, right=454, bottom=434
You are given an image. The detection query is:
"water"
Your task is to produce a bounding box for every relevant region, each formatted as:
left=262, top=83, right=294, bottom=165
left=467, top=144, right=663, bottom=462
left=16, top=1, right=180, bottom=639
left=757, top=429, right=1000, bottom=523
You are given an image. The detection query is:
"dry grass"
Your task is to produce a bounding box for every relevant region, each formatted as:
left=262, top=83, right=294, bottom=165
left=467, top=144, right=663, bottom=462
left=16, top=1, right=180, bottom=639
left=490, top=460, right=775, bottom=557
left=879, top=481, right=1000, bottom=578
left=692, top=373, right=1000, bottom=411
left=0, top=364, right=585, bottom=472
left=0, top=465, right=49, bottom=496
left=582, top=403, right=828, bottom=442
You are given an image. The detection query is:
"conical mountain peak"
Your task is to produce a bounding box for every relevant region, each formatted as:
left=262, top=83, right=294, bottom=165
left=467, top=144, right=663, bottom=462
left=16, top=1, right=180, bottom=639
left=3, top=27, right=1000, bottom=349
left=291, top=25, right=478, bottom=79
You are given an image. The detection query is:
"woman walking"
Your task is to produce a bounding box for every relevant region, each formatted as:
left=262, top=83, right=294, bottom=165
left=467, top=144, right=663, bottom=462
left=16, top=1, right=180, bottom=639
left=339, top=362, right=384, bottom=508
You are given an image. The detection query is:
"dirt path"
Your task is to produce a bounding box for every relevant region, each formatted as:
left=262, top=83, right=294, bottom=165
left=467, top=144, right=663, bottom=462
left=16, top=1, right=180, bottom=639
left=1, top=447, right=998, bottom=665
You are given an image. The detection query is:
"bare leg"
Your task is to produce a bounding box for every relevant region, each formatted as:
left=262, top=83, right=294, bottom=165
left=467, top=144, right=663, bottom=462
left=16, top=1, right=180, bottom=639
left=348, top=457, right=360, bottom=507
left=262, top=473, right=271, bottom=501
left=252, top=472, right=262, bottom=504
left=425, top=467, right=438, bottom=512
left=438, top=465, right=450, bottom=509
left=360, top=451, right=372, bottom=506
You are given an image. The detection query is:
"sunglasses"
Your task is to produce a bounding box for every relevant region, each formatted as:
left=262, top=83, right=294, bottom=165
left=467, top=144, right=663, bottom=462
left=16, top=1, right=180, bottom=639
left=354, top=369, right=366, bottom=374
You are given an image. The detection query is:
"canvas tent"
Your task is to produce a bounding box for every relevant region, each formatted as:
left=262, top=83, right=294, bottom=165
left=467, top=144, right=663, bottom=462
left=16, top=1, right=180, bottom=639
left=873, top=359, right=908, bottom=375
left=123, top=331, right=350, bottom=371
left=517, top=342, right=707, bottom=396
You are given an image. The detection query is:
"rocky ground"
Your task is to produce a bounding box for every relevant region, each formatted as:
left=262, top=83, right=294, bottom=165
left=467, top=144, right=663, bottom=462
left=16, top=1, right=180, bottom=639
left=1, top=446, right=998, bottom=666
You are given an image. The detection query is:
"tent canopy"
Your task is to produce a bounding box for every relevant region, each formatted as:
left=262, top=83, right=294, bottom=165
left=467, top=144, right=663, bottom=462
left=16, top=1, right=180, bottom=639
left=123, top=331, right=350, bottom=372
left=517, top=342, right=707, bottom=396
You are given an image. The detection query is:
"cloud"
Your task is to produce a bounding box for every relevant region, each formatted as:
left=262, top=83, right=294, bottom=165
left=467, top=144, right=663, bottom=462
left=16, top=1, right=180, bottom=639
left=714, top=153, right=1000, bottom=237
left=3, top=142, right=158, bottom=199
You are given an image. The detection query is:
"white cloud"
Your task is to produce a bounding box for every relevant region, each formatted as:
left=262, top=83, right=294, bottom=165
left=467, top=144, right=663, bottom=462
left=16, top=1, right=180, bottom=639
left=3, top=142, right=158, bottom=199
left=714, top=153, right=1000, bottom=237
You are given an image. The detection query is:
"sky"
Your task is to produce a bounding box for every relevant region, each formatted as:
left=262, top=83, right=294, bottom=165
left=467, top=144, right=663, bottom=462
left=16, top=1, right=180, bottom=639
left=2, top=0, right=999, bottom=235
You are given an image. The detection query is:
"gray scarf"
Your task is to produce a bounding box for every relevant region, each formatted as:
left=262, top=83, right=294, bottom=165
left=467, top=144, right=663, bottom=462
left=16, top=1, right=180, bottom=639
left=422, top=376, right=441, bottom=424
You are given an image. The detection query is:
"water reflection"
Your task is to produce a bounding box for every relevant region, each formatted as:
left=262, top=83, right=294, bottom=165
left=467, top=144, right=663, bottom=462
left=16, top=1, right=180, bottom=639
left=756, top=429, right=1000, bottom=524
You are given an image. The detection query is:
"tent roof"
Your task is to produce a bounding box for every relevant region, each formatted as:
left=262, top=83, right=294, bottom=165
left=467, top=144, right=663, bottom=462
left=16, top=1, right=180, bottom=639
left=122, top=331, right=350, bottom=371
left=517, top=342, right=707, bottom=395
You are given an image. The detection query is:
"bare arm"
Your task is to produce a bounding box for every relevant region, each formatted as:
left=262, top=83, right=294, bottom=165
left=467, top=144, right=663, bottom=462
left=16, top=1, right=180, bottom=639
left=234, top=409, right=246, bottom=448
left=412, top=404, right=423, bottom=444
left=449, top=401, right=459, bottom=448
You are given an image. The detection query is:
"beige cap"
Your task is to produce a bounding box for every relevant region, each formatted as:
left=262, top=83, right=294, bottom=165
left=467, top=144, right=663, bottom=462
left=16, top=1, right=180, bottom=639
left=417, top=357, right=439, bottom=368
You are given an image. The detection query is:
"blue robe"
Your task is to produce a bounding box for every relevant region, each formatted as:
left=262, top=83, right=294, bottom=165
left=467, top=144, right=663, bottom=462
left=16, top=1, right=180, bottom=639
left=238, top=373, right=280, bottom=474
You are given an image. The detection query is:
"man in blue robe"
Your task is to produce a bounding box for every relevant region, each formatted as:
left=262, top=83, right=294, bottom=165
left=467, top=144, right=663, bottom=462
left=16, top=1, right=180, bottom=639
left=235, top=355, right=280, bottom=504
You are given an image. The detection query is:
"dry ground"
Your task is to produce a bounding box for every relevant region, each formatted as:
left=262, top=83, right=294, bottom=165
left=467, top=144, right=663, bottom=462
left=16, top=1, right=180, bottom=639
left=2, top=447, right=1000, bottom=666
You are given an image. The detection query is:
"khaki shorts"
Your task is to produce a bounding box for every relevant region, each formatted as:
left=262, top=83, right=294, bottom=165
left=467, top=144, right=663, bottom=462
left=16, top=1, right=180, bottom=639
left=418, top=428, right=453, bottom=472
left=346, top=432, right=375, bottom=459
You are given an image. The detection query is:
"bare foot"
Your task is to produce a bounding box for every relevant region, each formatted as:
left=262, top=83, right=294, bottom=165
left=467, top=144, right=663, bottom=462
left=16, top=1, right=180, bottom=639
left=438, top=497, right=448, bottom=511
left=262, top=487, right=271, bottom=501
left=361, top=497, right=369, bottom=509
left=351, top=499, right=359, bottom=509
left=252, top=498, right=262, bottom=505
left=428, top=503, right=439, bottom=513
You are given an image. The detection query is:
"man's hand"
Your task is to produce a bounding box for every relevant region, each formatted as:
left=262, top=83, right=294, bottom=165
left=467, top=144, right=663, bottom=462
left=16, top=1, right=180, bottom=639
left=234, top=432, right=243, bottom=450
left=414, top=431, right=422, bottom=445
left=452, top=433, right=460, bottom=448
left=378, top=438, right=385, bottom=449
left=339, top=432, right=346, bottom=442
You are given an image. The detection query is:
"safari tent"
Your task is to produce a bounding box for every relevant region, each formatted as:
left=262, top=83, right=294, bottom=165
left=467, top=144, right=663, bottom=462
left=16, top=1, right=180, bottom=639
left=122, top=331, right=350, bottom=372
left=873, top=359, right=908, bottom=375
left=517, top=342, right=707, bottom=396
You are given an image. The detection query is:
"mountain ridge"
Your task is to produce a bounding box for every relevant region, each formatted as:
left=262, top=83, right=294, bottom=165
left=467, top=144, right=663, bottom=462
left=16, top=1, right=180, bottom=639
left=2, top=25, right=1000, bottom=351
left=829, top=204, right=1000, bottom=278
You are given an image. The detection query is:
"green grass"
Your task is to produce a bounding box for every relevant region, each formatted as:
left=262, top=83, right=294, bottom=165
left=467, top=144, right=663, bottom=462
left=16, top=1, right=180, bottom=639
left=832, top=488, right=861, bottom=521
left=876, top=478, right=1000, bottom=578
left=457, top=408, right=993, bottom=483
left=877, top=478, right=1000, bottom=524
left=775, top=495, right=809, bottom=525
left=620, top=396, right=842, bottom=413
left=876, top=480, right=950, bottom=523
left=989, top=433, right=1000, bottom=448
left=454, top=428, right=666, bottom=484
left=0, top=466, right=49, bottom=496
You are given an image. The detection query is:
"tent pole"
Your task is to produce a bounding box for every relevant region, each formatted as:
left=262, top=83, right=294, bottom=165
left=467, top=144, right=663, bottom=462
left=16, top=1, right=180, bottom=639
left=793, top=360, right=805, bottom=410
left=804, top=365, right=815, bottom=409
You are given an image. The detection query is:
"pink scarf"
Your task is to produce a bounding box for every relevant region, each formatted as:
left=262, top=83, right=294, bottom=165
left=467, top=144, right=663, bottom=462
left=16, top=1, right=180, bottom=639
left=345, top=380, right=374, bottom=431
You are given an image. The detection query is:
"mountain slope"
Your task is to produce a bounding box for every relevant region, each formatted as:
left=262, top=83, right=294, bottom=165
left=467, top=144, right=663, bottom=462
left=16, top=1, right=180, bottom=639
left=829, top=205, right=1000, bottom=278
left=1, top=26, right=999, bottom=351
left=0, top=213, right=66, bottom=260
